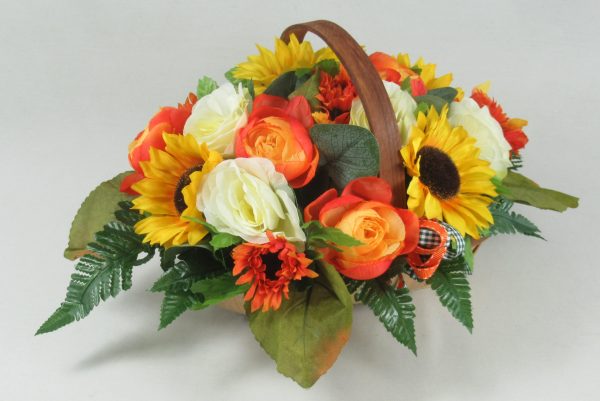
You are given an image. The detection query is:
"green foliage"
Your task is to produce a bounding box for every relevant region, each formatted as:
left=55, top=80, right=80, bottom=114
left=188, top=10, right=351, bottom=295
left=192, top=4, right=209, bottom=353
left=463, top=237, right=475, bottom=272
left=224, top=67, right=255, bottom=98
left=37, top=203, right=154, bottom=335
left=303, top=220, right=362, bottom=253
left=159, top=292, right=203, bottom=330
left=501, top=171, right=579, bottom=212
left=310, top=124, right=380, bottom=190
left=489, top=198, right=544, bottom=239
left=209, top=233, right=242, bottom=251
left=289, top=73, right=320, bottom=109
left=426, top=87, right=458, bottom=103
left=190, top=274, right=248, bottom=309
left=264, top=71, right=298, bottom=98
left=64, top=172, right=134, bottom=260
left=315, top=59, right=340, bottom=76
left=347, top=278, right=417, bottom=355
left=196, top=76, right=218, bottom=99
left=426, top=258, right=473, bottom=332
left=413, top=94, right=451, bottom=113
left=510, top=154, right=524, bottom=170
left=248, top=263, right=353, bottom=388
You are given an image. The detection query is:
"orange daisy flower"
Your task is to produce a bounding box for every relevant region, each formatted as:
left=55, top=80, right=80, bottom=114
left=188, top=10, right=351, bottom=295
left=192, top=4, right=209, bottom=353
left=471, top=86, right=529, bottom=154
left=314, top=67, right=356, bottom=124
left=232, top=232, right=317, bottom=312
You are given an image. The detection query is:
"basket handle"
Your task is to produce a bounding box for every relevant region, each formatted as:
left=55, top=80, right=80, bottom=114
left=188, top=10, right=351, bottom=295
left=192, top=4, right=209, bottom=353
left=281, top=20, right=407, bottom=208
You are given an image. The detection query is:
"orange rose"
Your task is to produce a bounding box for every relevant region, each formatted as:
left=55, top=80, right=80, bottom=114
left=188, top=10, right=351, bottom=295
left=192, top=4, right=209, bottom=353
left=120, top=93, right=197, bottom=194
left=369, top=52, right=427, bottom=96
left=304, top=177, right=420, bottom=280
left=235, top=94, right=319, bottom=188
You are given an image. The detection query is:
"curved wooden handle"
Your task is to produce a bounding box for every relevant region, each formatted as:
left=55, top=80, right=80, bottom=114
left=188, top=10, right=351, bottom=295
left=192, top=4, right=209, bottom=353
left=281, top=20, right=407, bottom=208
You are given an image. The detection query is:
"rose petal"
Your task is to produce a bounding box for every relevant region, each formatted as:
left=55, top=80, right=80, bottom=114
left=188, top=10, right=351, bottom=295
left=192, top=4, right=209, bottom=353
left=303, top=187, right=338, bottom=222
left=341, top=176, right=393, bottom=203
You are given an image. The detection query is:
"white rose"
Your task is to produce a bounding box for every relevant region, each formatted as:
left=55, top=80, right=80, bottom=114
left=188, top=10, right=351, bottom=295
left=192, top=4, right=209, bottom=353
left=449, top=98, right=512, bottom=178
left=183, top=82, right=249, bottom=155
left=196, top=157, right=305, bottom=244
left=350, top=80, right=417, bottom=144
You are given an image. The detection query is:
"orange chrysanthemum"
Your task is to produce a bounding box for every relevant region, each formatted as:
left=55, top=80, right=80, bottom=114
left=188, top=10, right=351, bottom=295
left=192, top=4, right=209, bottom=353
left=232, top=232, right=317, bottom=312
left=314, top=67, right=356, bottom=124
left=471, top=85, right=529, bottom=154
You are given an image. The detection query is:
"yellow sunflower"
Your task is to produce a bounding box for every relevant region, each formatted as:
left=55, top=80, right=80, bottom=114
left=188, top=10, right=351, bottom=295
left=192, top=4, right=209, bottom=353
left=132, top=134, right=222, bottom=247
left=233, top=34, right=336, bottom=94
left=400, top=106, right=497, bottom=238
left=397, top=53, right=463, bottom=99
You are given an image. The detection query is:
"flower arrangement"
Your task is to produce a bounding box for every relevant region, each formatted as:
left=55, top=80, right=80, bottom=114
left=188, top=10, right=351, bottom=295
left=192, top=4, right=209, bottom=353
left=37, top=21, right=578, bottom=388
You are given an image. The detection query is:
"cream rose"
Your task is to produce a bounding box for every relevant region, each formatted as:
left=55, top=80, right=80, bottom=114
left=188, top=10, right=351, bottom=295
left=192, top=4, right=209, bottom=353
left=350, top=80, right=417, bottom=144
left=183, top=82, right=249, bottom=155
left=449, top=98, right=512, bottom=178
left=196, top=157, right=305, bottom=244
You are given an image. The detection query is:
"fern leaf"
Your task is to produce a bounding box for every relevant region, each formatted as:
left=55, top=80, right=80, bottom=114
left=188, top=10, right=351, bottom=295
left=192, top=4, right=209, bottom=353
left=36, top=218, right=153, bottom=335
left=426, top=260, right=473, bottom=332
left=159, top=292, right=202, bottom=330
left=348, top=279, right=417, bottom=355
left=489, top=198, right=544, bottom=239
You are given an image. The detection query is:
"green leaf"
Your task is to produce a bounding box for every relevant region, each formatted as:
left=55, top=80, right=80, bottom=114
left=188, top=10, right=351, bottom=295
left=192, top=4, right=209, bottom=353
left=501, top=171, right=579, bottom=212
left=310, top=124, right=380, bottom=190
left=426, top=259, right=473, bottom=332
left=225, top=68, right=255, bottom=98
left=426, top=87, right=458, bottom=103
left=463, top=237, right=475, bottom=272
left=315, top=59, right=339, bottom=76
left=247, top=263, right=352, bottom=388
left=348, top=278, right=417, bottom=355
left=209, top=233, right=242, bottom=250
left=190, top=274, right=248, bottom=308
left=196, top=76, right=218, bottom=99
left=159, top=292, right=203, bottom=330
left=264, top=71, right=297, bottom=98
left=289, top=73, right=320, bottom=109
left=413, top=94, right=449, bottom=113
left=37, top=217, right=154, bottom=335
left=64, top=172, right=134, bottom=260
left=303, top=220, right=362, bottom=252
left=489, top=198, right=544, bottom=239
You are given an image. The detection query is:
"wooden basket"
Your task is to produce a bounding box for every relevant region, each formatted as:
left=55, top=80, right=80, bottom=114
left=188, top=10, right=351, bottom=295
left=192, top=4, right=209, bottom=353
left=220, top=20, right=483, bottom=315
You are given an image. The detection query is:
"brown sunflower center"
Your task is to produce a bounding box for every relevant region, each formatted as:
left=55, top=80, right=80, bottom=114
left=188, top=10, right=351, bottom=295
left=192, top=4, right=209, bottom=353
left=261, top=252, right=282, bottom=281
left=417, top=146, right=461, bottom=200
left=173, top=163, right=204, bottom=214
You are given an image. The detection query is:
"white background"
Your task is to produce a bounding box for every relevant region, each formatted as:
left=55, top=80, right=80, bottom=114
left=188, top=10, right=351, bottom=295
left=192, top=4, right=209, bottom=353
left=1, top=1, right=599, bottom=400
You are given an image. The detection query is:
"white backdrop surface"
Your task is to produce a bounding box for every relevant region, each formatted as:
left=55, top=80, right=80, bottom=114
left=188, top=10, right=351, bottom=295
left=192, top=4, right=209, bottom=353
left=1, top=1, right=599, bottom=400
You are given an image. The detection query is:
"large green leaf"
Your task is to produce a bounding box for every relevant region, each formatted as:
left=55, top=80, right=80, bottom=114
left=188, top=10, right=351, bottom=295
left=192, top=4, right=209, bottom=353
left=64, top=172, right=134, bottom=260
left=348, top=278, right=417, bottom=355
left=426, top=259, right=473, bottom=332
left=413, top=94, right=449, bottom=113
left=489, top=198, right=544, bottom=239
left=248, top=263, right=352, bottom=388
left=37, top=204, right=154, bottom=335
left=501, top=171, right=579, bottom=212
left=310, top=124, right=380, bottom=190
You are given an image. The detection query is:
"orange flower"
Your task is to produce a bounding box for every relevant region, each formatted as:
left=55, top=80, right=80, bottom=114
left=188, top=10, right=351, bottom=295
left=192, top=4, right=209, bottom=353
left=120, top=93, right=197, bottom=194
left=232, top=232, right=317, bottom=312
left=304, top=177, right=420, bottom=280
left=471, top=88, right=528, bottom=154
left=369, top=52, right=427, bottom=96
left=235, top=94, right=319, bottom=188
left=314, top=68, right=356, bottom=124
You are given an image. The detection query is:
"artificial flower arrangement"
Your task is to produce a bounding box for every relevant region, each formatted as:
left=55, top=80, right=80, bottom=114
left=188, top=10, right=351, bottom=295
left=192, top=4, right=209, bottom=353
left=37, top=21, right=578, bottom=387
